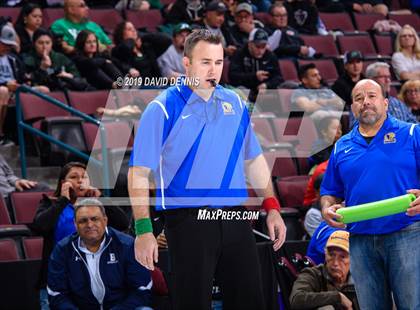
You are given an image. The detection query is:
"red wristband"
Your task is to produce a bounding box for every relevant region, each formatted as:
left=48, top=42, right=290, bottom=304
left=262, top=197, right=281, bottom=213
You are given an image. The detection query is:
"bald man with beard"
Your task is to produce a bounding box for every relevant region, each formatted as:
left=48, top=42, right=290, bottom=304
left=321, top=79, right=420, bottom=310
left=51, top=0, right=111, bottom=54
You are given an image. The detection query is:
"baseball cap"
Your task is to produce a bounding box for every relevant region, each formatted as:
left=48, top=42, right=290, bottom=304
left=0, top=24, right=18, bottom=47
left=249, top=28, right=268, bottom=44
left=173, top=23, right=192, bottom=36
left=206, top=0, right=227, bottom=12
left=235, top=2, right=253, bottom=15
left=344, top=50, right=363, bottom=64
left=326, top=230, right=349, bottom=253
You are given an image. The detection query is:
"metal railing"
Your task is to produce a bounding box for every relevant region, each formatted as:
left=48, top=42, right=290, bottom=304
left=15, top=85, right=111, bottom=196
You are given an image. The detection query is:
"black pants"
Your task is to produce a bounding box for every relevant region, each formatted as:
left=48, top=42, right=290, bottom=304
left=164, top=206, right=265, bottom=310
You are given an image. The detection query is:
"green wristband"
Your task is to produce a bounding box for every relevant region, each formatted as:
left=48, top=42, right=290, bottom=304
left=135, top=218, right=153, bottom=236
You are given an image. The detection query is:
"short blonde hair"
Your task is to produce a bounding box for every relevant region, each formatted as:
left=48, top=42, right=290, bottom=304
left=398, top=79, right=420, bottom=103
left=395, top=25, right=420, bottom=59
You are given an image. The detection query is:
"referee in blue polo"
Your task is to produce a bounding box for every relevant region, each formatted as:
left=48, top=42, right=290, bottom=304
left=128, top=29, right=286, bottom=309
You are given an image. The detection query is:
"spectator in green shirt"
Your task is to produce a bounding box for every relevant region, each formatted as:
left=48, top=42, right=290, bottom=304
left=51, top=0, right=112, bottom=55
left=22, top=28, right=90, bottom=92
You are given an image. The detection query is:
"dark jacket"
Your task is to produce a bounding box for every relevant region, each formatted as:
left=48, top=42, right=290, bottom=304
left=48, top=227, right=151, bottom=310
left=227, top=21, right=264, bottom=49
left=192, top=20, right=235, bottom=50
left=315, top=0, right=346, bottom=13
left=164, top=0, right=205, bottom=24
left=15, top=25, right=33, bottom=54
left=31, top=195, right=129, bottom=288
left=284, top=0, right=319, bottom=35
left=22, top=50, right=82, bottom=90
left=229, top=45, right=283, bottom=90
left=0, top=52, right=27, bottom=86
left=265, top=25, right=305, bottom=59
left=72, top=52, right=124, bottom=90
left=331, top=73, right=364, bottom=110
left=112, top=39, right=161, bottom=79
left=290, top=264, right=360, bottom=310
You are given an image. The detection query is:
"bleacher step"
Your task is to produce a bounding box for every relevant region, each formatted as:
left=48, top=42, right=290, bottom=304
left=0, top=144, right=41, bottom=169
left=14, top=166, right=59, bottom=189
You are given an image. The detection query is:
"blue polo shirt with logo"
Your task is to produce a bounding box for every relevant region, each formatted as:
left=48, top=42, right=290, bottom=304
left=321, top=115, right=420, bottom=234
left=129, top=84, right=262, bottom=210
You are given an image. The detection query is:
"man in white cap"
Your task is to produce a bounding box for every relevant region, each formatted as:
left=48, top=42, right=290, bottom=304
left=0, top=23, right=22, bottom=145
left=228, top=2, right=264, bottom=49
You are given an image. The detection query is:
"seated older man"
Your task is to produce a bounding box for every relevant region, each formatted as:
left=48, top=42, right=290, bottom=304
left=47, top=198, right=152, bottom=310
left=290, top=230, right=360, bottom=310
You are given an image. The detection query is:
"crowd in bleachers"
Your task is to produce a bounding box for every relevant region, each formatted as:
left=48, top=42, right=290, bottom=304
left=0, top=0, right=418, bottom=145
left=1, top=0, right=420, bottom=309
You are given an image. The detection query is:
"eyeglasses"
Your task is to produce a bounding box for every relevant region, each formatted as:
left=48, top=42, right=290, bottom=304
left=406, top=89, right=420, bottom=94
left=375, top=75, right=391, bottom=80
left=76, top=216, right=102, bottom=225
left=401, top=34, right=414, bottom=38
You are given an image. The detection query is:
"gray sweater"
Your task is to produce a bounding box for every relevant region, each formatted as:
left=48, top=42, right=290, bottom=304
left=0, top=154, right=18, bottom=197
left=157, top=44, right=185, bottom=78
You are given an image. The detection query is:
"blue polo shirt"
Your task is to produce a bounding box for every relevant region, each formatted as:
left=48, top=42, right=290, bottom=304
left=321, top=115, right=420, bottom=234
left=129, top=84, right=262, bottom=210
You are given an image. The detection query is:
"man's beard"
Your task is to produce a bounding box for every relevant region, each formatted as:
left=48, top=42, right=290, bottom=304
left=358, top=107, right=381, bottom=125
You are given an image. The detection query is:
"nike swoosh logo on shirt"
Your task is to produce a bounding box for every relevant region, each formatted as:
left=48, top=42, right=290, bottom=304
left=181, top=114, right=192, bottom=119
left=344, top=148, right=353, bottom=154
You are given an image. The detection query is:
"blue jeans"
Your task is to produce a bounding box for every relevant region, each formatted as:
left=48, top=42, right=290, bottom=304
left=211, top=300, right=223, bottom=310
left=350, top=221, right=420, bottom=310
left=39, top=288, right=50, bottom=310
